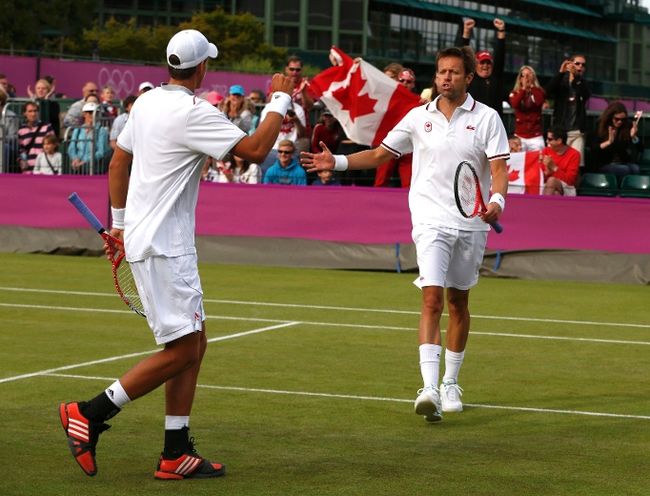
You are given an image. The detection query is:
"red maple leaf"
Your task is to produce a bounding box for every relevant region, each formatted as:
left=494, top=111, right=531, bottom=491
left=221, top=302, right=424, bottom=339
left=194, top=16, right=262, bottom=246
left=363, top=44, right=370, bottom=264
left=507, top=165, right=519, bottom=182
left=331, top=68, right=378, bottom=122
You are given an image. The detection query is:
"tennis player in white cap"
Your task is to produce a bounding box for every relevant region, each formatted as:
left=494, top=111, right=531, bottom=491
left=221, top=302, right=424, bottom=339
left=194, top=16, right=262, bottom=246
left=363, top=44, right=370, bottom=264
left=59, top=29, right=294, bottom=480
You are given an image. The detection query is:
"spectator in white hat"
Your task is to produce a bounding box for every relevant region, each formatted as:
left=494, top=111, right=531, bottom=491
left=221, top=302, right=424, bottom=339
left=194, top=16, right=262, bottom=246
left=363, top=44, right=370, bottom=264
left=67, top=101, right=110, bottom=173
left=138, top=81, right=154, bottom=95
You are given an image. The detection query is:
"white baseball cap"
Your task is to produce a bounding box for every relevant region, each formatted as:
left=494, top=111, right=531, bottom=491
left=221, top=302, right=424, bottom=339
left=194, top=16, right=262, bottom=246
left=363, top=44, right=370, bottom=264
left=166, top=29, right=218, bottom=69
left=138, top=81, right=154, bottom=91
left=82, top=102, right=98, bottom=112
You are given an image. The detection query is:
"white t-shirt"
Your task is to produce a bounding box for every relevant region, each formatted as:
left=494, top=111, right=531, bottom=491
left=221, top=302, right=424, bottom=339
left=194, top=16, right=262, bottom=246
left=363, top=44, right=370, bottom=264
left=33, top=151, right=62, bottom=175
left=381, top=94, right=509, bottom=231
left=259, top=101, right=306, bottom=150
left=117, top=84, right=246, bottom=261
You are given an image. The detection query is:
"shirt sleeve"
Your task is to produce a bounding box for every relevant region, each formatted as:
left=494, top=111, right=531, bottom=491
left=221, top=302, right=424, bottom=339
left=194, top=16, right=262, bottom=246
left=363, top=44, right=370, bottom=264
left=484, top=110, right=510, bottom=162
left=293, top=104, right=307, bottom=126
left=116, top=112, right=133, bottom=153
left=33, top=153, right=44, bottom=173
left=380, top=109, right=415, bottom=158
left=109, top=115, right=125, bottom=141
left=95, top=127, right=109, bottom=160
left=67, top=129, right=79, bottom=160
left=185, top=102, right=246, bottom=160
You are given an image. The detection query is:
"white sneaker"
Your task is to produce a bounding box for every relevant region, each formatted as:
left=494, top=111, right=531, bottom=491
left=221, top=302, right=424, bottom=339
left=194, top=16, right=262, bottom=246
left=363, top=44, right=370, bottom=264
left=440, top=380, right=463, bottom=412
left=414, top=386, right=442, bottom=422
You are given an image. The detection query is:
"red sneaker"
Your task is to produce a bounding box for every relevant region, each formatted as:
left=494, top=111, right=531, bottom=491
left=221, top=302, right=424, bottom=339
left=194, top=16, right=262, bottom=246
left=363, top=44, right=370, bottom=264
left=154, top=440, right=225, bottom=480
left=59, top=402, right=110, bottom=476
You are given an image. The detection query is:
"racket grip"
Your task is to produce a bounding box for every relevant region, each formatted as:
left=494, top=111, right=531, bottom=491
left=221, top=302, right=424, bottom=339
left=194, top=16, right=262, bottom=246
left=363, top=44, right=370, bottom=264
left=68, top=192, right=105, bottom=233
left=490, top=221, right=503, bottom=234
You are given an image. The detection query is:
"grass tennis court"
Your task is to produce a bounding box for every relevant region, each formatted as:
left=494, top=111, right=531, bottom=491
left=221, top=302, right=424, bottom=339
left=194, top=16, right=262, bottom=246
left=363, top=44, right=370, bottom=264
left=1, top=252, right=649, bottom=495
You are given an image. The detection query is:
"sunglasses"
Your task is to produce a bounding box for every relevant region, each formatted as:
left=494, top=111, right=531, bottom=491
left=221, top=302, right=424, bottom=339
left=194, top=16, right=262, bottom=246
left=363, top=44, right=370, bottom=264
left=287, top=67, right=302, bottom=72
left=612, top=117, right=626, bottom=122
left=277, top=150, right=294, bottom=155
left=399, top=78, right=414, bottom=83
left=573, top=62, right=586, bottom=66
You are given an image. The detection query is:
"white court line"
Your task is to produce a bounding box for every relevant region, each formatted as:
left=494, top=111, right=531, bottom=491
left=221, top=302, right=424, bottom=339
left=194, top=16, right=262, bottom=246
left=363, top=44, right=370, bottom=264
left=1, top=302, right=650, bottom=346
left=0, top=322, right=298, bottom=384
left=44, top=372, right=650, bottom=421
left=1, top=286, right=648, bottom=329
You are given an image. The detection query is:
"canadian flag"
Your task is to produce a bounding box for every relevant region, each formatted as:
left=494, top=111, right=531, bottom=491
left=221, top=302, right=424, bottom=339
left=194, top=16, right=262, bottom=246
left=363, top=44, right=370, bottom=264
left=507, top=151, right=544, bottom=195
left=309, top=47, right=421, bottom=147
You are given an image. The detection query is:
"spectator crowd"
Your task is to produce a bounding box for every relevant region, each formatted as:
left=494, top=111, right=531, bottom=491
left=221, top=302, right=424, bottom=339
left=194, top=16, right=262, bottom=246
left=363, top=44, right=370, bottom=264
left=0, top=19, right=646, bottom=194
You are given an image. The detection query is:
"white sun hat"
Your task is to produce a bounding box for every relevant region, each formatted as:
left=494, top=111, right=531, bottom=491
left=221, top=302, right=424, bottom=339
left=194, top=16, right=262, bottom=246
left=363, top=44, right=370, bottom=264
left=166, top=29, right=218, bottom=69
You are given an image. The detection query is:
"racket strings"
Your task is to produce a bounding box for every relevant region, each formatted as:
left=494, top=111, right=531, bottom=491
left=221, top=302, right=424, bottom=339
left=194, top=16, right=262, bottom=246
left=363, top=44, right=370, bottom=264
left=106, top=236, right=146, bottom=317
left=458, top=168, right=480, bottom=216
left=115, top=261, right=146, bottom=316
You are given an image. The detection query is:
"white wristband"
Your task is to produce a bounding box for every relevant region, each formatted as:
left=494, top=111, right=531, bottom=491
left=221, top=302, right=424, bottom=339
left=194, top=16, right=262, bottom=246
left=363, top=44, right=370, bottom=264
left=488, top=193, right=505, bottom=212
left=111, top=207, right=125, bottom=230
left=265, top=91, right=292, bottom=117
left=333, top=154, right=349, bottom=171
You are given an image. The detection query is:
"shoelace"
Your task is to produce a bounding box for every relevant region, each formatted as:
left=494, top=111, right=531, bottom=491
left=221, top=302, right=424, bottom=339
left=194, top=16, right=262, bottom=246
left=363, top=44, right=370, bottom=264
left=417, top=386, right=438, bottom=396
left=187, top=437, right=198, bottom=456
left=443, top=383, right=463, bottom=401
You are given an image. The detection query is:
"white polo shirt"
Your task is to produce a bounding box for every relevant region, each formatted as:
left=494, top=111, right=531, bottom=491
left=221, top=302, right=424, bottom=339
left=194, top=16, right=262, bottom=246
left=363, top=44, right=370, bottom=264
left=381, top=93, right=509, bottom=231
left=117, top=84, right=246, bottom=261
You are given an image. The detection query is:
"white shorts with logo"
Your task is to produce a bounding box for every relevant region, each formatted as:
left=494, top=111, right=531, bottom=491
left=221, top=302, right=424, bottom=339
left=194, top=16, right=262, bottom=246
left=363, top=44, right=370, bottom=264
left=129, top=254, right=205, bottom=345
left=412, top=225, right=488, bottom=290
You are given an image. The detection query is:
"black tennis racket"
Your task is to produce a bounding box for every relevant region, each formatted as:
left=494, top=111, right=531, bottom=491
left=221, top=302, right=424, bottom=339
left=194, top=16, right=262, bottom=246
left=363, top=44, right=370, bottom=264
left=453, top=161, right=503, bottom=233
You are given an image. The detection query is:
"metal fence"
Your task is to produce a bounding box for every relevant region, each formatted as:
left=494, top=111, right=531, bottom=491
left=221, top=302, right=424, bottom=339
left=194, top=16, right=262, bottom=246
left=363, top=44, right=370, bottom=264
left=1, top=96, right=647, bottom=176
left=61, top=110, right=114, bottom=175
left=1, top=99, right=114, bottom=175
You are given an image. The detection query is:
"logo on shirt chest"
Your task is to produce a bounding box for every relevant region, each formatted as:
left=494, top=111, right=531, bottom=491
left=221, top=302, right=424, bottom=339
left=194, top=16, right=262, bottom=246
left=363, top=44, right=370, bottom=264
left=424, top=121, right=432, bottom=132
left=466, top=124, right=476, bottom=131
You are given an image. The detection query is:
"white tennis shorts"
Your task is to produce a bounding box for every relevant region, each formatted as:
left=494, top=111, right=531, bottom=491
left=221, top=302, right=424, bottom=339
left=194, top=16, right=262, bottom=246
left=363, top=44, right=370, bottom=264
left=412, top=225, right=488, bottom=290
left=129, top=254, right=205, bottom=345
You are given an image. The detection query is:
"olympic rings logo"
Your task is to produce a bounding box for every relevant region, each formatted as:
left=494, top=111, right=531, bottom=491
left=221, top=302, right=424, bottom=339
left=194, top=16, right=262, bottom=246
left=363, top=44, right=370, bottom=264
left=97, top=68, right=135, bottom=98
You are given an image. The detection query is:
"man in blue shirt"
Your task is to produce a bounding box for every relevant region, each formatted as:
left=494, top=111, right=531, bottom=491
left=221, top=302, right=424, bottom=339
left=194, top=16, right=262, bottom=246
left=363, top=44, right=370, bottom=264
left=263, top=139, right=307, bottom=185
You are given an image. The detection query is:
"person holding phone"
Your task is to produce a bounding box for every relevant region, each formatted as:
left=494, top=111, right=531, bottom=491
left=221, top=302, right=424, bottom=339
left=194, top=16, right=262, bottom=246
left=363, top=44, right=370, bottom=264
left=509, top=66, right=545, bottom=151
left=592, top=101, right=643, bottom=177
left=545, top=54, right=591, bottom=166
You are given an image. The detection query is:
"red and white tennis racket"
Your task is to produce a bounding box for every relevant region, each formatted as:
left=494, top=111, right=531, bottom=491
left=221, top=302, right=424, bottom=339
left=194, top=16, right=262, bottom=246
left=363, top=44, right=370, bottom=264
left=68, top=192, right=146, bottom=317
left=453, top=161, right=503, bottom=233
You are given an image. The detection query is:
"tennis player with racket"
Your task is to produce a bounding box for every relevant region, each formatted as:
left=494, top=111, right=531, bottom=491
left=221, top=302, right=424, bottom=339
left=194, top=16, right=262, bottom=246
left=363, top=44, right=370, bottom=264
left=59, top=29, right=294, bottom=479
left=302, top=46, right=509, bottom=422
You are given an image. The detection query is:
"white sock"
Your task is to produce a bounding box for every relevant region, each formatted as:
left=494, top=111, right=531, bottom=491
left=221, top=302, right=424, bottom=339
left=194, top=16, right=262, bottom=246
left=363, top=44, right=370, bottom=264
left=165, top=415, right=190, bottom=430
left=442, top=349, right=465, bottom=384
left=105, top=380, right=131, bottom=409
left=419, top=344, right=441, bottom=389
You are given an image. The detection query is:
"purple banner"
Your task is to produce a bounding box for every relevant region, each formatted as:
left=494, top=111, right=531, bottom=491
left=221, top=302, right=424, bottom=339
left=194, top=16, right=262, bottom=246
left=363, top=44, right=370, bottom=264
left=0, top=174, right=649, bottom=254
left=0, top=54, right=273, bottom=99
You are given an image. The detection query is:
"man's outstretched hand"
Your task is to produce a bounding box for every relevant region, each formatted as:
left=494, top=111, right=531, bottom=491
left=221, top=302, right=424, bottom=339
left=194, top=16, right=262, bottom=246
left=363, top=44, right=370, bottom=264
left=300, top=141, right=336, bottom=173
